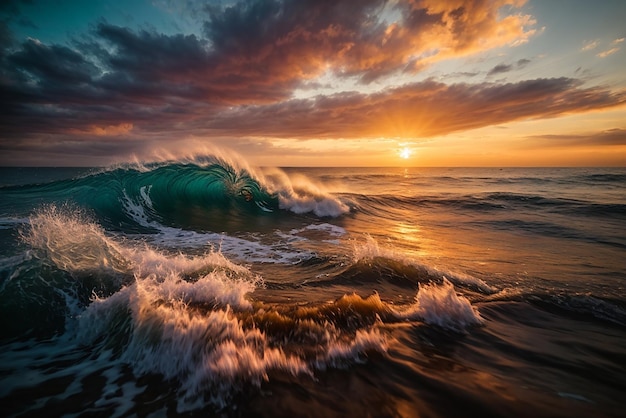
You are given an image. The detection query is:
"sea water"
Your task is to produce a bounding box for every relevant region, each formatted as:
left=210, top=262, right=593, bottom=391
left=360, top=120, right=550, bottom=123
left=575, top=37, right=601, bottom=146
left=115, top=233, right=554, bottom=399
left=0, top=158, right=625, bottom=417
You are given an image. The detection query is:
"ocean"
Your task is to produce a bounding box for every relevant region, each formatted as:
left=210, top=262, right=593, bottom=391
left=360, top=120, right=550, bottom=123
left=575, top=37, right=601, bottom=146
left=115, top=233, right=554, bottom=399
left=0, top=157, right=625, bottom=417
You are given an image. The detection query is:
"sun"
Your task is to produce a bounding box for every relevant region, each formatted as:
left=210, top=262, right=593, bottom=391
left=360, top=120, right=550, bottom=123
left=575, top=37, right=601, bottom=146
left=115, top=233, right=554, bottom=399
left=399, top=147, right=412, bottom=159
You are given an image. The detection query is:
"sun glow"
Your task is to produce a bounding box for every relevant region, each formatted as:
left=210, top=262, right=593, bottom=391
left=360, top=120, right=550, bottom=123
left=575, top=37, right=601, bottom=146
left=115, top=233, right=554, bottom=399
left=399, top=147, right=412, bottom=159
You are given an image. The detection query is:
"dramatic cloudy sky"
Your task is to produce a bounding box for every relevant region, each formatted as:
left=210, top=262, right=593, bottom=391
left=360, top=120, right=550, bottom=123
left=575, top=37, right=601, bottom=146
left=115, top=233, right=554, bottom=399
left=1, top=0, right=625, bottom=166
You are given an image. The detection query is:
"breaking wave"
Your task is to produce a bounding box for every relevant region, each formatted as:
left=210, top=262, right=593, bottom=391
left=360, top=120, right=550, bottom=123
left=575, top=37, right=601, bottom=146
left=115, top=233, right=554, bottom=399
left=1, top=155, right=350, bottom=235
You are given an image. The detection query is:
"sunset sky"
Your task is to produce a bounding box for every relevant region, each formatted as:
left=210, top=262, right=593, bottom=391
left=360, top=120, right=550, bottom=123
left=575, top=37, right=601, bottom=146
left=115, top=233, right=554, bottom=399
left=1, top=0, right=625, bottom=167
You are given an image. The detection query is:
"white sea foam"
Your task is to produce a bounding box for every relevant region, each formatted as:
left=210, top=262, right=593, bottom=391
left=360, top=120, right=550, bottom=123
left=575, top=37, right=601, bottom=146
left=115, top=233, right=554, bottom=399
left=351, top=233, right=398, bottom=262
left=23, top=205, right=130, bottom=274
left=121, top=189, right=160, bottom=230
left=318, top=326, right=388, bottom=370
left=99, top=296, right=308, bottom=410
left=77, top=276, right=337, bottom=411
left=128, top=244, right=249, bottom=277
left=19, top=205, right=388, bottom=411
left=138, top=185, right=154, bottom=209
left=121, top=190, right=316, bottom=264
left=23, top=205, right=250, bottom=277
left=262, top=168, right=350, bottom=217
left=393, top=278, right=484, bottom=331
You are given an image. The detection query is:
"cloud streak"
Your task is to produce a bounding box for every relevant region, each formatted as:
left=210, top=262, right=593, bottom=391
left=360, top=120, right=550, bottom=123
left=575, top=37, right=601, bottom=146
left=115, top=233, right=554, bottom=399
left=597, top=47, right=619, bottom=58
left=581, top=39, right=600, bottom=51
left=200, top=78, right=626, bottom=139
left=487, top=58, right=531, bottom=76
left=523, top=128, right=626, bottom=147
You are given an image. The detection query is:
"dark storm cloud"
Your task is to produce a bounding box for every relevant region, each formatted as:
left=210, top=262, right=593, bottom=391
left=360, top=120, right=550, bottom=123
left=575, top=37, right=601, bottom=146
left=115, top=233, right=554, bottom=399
left=9, top=38, right=99, bottom=84
left=487, top=63, right=513, bottom=76
left=95, top=23, right=210, bottom=82
left=487, top=58, right=531, bottom=76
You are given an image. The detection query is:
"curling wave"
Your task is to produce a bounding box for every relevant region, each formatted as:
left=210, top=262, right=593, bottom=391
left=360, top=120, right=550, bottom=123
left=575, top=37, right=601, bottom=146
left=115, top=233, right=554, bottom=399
left=1, top=155, right=351, bottom=234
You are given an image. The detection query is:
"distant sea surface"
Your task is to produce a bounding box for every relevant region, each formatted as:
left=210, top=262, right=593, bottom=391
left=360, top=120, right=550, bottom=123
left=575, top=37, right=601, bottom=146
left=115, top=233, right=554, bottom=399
left=1, top=160, right=625, bottom=417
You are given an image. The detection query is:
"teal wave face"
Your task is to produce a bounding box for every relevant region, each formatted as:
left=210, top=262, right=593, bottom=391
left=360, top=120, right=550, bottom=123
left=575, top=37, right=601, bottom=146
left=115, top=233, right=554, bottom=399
left=120, top=162, right=277, bottom=210
left=0, top=159, right=279, bottom=232
left=117, top=162, right=280, bottom=230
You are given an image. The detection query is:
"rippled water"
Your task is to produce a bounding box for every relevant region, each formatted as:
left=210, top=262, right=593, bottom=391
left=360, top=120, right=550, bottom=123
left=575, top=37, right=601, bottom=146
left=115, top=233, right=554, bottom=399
left=1, top=160, right=625, bottom=417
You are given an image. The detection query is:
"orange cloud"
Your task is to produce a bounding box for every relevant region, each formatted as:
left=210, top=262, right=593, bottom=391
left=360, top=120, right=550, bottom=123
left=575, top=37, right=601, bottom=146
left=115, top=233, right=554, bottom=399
left=597, top=47, right=620, bottom=58
left=332, top=0, right=536, bottom=81
left=581, top=39, right=600, bottom=51
left=201, top=78, right=626, bottom=140
left=69, top=123, right=134, bottom=137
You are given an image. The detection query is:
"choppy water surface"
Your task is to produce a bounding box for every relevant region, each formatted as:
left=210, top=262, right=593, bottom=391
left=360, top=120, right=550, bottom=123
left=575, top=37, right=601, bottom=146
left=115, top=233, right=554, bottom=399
left=0, top=159, right=625, bottom=417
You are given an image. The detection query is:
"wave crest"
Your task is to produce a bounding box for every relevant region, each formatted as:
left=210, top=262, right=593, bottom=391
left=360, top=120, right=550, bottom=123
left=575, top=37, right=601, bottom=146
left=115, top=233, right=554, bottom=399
left=393, top=278, right=484, bottom=331
left=263, top=168, right=351, bottom=217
